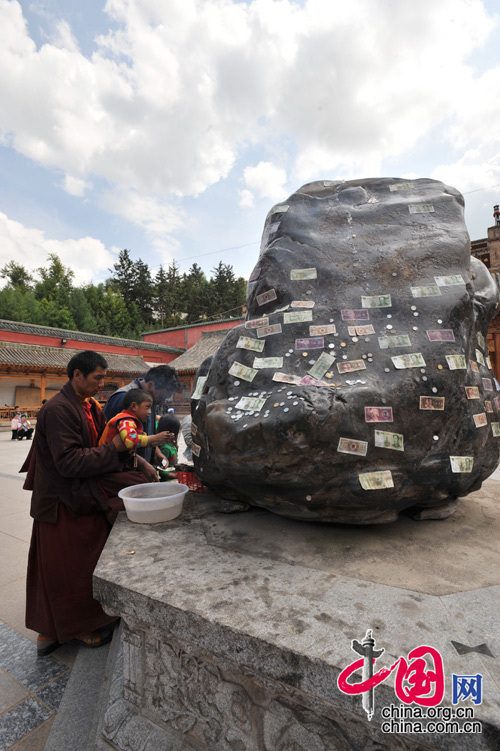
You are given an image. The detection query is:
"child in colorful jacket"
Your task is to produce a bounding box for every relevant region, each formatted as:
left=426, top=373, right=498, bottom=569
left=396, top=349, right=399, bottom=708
left=99, top=389, right=170, bottom=457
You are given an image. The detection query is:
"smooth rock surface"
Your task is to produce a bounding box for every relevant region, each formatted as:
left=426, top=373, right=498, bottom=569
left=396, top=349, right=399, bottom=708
left=192, top=178, right=500, bottom=522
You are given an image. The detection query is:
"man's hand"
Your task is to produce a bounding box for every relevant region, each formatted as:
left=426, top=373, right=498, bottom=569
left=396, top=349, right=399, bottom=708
left=112, top=433, right=127, bottom=451
left=136, top=455, right=159, bottom=482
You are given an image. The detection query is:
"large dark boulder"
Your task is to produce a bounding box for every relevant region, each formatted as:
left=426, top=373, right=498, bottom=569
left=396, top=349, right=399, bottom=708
left=192, top=178, right=500, bottom=523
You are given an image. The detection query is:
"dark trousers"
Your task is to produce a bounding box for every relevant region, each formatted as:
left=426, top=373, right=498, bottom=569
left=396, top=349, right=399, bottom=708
left=18, top=429, right=33, bottom=440
left=11, top=430, right=18, bottom=440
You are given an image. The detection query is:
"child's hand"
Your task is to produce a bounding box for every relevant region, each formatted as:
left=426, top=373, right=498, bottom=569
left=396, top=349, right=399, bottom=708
left=148, top=430, right=172, bottom=446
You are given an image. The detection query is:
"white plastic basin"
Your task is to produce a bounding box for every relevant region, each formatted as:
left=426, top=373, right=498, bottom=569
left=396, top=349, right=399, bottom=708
left=118, top=482, right=189, bottom=524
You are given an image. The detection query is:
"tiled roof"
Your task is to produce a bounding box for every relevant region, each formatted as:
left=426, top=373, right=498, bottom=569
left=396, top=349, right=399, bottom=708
left=169, top=330, right=231, bottom=373
left=0, top=319, right=183, bottom=354
left=0, top=342, right=149, bottom=376
left=141, top=317, right=244, bottom=336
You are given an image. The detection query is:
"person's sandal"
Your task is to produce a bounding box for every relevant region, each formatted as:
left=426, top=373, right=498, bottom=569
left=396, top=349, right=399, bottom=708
left=72, top=627, right=113, bottom=649
left=37, top=635, right=60, bottom=657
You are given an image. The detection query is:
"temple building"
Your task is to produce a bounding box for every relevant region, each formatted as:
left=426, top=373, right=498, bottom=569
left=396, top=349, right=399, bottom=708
left=0, top=320, right=182, bottom=419
left=471, top=205, right=500, bottom=380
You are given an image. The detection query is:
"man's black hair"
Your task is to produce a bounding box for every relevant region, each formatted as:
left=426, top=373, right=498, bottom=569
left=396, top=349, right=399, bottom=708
left=123, top=388, right=153, bottom=410
left=67, top=351, right=108, bottom=379
left=144, top=364, right=180, bottom=393
left=157, top=413, right=181, bottom=436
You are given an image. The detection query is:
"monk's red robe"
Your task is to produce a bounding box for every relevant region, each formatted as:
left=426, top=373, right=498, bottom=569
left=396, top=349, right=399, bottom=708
left=23, top=381, right=148, bottom=642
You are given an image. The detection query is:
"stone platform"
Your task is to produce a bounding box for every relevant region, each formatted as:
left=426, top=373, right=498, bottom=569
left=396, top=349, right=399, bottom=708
left=93, top=483, right=500, bottom=750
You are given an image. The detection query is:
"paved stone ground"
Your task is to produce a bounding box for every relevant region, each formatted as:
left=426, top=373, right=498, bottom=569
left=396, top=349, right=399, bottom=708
left=0, top=432, right=78, bottom=751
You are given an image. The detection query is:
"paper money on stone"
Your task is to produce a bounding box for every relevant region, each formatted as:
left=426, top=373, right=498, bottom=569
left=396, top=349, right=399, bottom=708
left=268, top=204, right=289, bottom=216
left=237, top=336, right=265, bottom=353
left=300, top=375, right=329, bottom=387
left=191, top=443, right=201, bottom=457
left=450, top=456, right=473, bottom=473
left=411, top=285, right=441, bottom=297
left=291, top=300, right=315, bottom=309
left=361, top=294, right=392, bottom=308
left=390, top=181, right=414, bottom=191
left=310, top=324, right=336, bottom=336
left=391, top=353, right=426, bottom=369
left=470, top=360, right=480, bottom=373
left=475, top=349, right=485, bottom=366
left=359, top=470, right=394, bottom=490
left=191, top=375, right=208, bottom=400
left=272, top=372, right=302, bottom=385
left=283, top=310, right=313, bottom=324
left=229, top=361, right=258, bottom=382
left=355, top=325, right=375, bottom=336
left=235, top=397, right=267, bottom=412
left=482, top=378, right=493, bottom=390
left=486, top=356, right=493, bottom=369
left=290, top=268, right=317, bottom=280
left=253, top=357, right=284, bottom=369
left=378, top=334, right=412, bottom=349
left=337, top=438, right=368, bottom=456
left=426, top=329, right=455, bottom=342
left=419, top=396, right=445, bottom=410
left=337, top=359, right=367, bottom=374
left=465, top=386, right=480, bottom=399
left=191, top=422, right=198, bottom=436
left=408, top=203, right=434, bottom=214
left=492, top=422, right=500, bottom=437
left=445, top=354, right=467, bottom=370
left=261, top=221, right=280, bottom=246
left=245, top=317, right=269, bottom=329
left=374, top=430, right=404, bottom=451
left=365, top=406, right=393, bottom=423
left=477, top=332, right=486, bottom=351
left=341, top=309, right=370, bottom=321
left=347, top=326, right=357, bottom=336
left=435, top=274, right=465, bottom=286
left=257, top=323, right=282, bottom=338
left=296, top=337, right=324, bottom=350
left=308, top=352, right=336, bottom=380
left=494, top=397, right=500, bottom=410
left=256, top=288, right=278, bottom=306
left=485, top=401, right=494, bottom=413
left=473, top=413, right=488, bottom=428
left=249, top=267, right=262, bottom=282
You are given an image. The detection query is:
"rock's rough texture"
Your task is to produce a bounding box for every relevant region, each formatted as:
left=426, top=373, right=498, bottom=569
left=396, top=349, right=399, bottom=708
left=192, top=178, right=500, bottom=523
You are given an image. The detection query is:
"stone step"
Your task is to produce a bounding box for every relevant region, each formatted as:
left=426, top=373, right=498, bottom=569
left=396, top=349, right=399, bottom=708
left=44, top=625, right=121, bottom=751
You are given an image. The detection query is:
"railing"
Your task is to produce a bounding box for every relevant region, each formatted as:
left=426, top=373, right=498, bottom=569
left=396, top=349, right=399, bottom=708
left=1, top=407, right=41, bottom=420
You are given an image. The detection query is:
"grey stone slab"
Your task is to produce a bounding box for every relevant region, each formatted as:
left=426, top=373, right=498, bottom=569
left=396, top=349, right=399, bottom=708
left=0, top=696, right=52, bottom=751
left=0, top=621, right=67, bottom=692
left=44, top=639, right=111, bottom=751
left=93, top=505, right=500, bottom=749
left=0, top=668, right=29, bottom=714
left=35, top=670, right=70, bottom=712
left=199, top=492, right=500, bottom=595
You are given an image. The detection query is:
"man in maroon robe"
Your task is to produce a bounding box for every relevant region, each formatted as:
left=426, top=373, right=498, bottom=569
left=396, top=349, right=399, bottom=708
left=23, top=350, right=157, bottom=655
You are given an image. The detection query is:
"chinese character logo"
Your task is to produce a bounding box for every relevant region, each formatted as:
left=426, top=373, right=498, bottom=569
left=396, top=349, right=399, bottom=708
left=338, top=629, right=445, bottom=720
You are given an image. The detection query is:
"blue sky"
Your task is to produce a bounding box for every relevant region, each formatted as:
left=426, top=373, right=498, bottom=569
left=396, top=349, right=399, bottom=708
left=0, top=0, right=499, bottom=287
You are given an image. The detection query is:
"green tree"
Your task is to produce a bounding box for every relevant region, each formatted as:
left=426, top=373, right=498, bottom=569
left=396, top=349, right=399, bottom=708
left=208, top=262, right=245, bottom=319
left=182, top=263, right=210, bottom=323
left=0, top=261, right=33, bottom=292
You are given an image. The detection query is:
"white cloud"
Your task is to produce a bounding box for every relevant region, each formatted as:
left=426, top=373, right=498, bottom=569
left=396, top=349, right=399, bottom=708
left=238, top=189, right=255, bottom=208
left=62, top=174, right=93, bottom=196
left=0, top=0, right=499, bottom=256
left=0, top=211, right=115, bottom=286
left=242, top=161, right=288, bottom=203
left=102, top=188, right=185, bottom=258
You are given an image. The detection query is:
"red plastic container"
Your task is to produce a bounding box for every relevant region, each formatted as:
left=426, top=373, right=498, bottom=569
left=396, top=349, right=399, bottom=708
left=177, top=470, right=210, bottom=493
